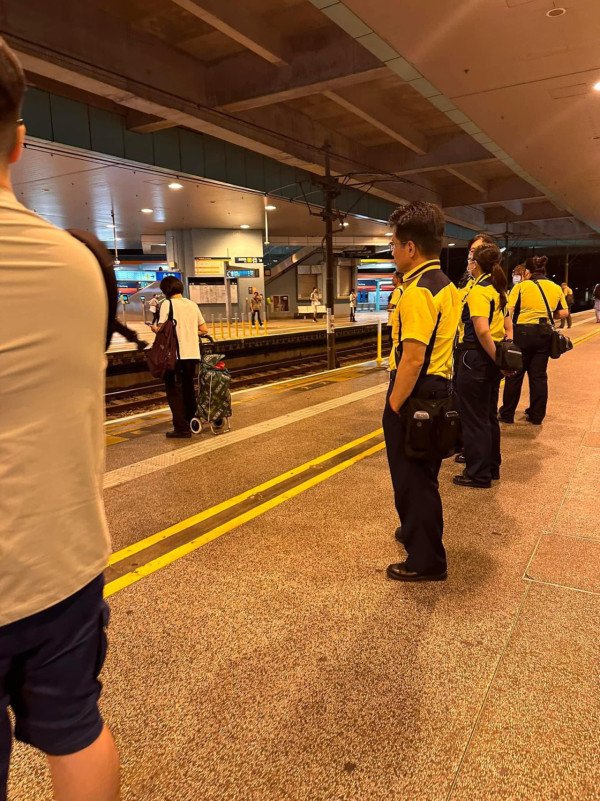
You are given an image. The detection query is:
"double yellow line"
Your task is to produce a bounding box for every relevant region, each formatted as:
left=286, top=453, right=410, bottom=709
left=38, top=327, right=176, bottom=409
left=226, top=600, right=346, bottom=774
left=104, top=428, right=385, bottom=598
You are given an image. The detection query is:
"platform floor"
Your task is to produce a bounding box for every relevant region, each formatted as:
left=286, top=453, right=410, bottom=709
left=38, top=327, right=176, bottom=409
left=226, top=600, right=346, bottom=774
left=9, top=312, right=600, bottom=800
left=108, top=312, right=389, bottom=352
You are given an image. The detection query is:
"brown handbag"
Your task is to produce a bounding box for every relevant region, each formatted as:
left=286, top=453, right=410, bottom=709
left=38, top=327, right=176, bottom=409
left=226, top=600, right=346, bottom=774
left=146, top=300, right=179, bottom=378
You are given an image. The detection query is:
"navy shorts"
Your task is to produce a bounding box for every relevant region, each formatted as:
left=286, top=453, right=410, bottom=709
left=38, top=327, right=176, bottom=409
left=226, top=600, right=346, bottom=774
left=0, top=575, right=109, bottom=799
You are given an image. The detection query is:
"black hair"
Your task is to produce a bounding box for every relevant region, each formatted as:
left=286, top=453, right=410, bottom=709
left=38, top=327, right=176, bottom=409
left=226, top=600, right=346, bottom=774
left=525, top=255, right=548, bottom=275
left=0, top=39, right=25, bottom=161
left=473, top=243, right=508, bottom=311
left=160, top=275, right=184, bottom=297
left=468, top=232, right=496, bottom=250
left=388, top=200, right=445, bottom=257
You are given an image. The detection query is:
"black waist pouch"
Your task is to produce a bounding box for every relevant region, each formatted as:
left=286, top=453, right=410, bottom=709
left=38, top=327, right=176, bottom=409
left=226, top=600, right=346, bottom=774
left=495, top=340, right=523, bottom=371
left=404, top=395, right=461, bottom=461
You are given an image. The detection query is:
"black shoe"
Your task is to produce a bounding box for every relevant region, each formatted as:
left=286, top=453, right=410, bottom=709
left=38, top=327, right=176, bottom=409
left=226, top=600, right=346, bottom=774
left=387, top=561, right=447, bottom=582
left=454, top=453, right=466, bottom=464
left=394, top=525, right=404, bottom=543
left=498, top=415, right=514, bottom=424
left=453, top=474, right=491, bottom=489
left=166, top=430, right=192, bottom=439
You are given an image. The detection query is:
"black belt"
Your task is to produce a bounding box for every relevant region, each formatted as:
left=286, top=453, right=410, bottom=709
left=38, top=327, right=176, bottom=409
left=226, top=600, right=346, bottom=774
left=456, top=341, right=479, bottom=351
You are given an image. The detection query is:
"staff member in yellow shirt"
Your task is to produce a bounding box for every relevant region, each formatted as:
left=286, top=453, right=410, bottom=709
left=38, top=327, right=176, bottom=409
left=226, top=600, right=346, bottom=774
left=383, top=201, right=460, bottom=582
left=499, top=255, right=567, bottom=425
left=560, top=282, right=574, bottom=329
left=454, top=243, right=513, bottom=488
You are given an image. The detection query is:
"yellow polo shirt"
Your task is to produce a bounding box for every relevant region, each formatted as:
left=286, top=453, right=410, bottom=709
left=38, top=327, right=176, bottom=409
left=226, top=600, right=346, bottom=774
left=390, top=260, right=460, bottom=378
left=387, top=286, right=402, bottom=325
left=459, top=273, right=508, bottom=344
left=509, top=277, right=566, bottom=325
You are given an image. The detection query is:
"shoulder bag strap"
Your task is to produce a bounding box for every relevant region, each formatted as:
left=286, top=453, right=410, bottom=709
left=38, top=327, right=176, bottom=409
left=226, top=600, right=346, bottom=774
left=532, top=280, right=556, bottom=329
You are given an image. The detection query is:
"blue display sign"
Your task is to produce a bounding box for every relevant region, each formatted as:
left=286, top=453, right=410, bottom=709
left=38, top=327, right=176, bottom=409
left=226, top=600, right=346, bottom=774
left=226, top=269, right=259, bottom=278
left=114, top=270, right=181, bottom=282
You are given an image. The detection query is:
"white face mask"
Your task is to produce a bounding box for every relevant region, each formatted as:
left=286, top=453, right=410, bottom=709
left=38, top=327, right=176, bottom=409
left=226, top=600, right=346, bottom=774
left=466, top=259, right=476, bottom=275
left=512, top=274, right=521, bottom=284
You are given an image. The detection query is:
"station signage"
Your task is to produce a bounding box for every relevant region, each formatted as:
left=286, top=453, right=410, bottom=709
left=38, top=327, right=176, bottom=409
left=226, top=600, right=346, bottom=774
left=194, top=257, right=227, bottom=277
left=234, top=257, right=263, bottom=264
left=226, top=269, right=259, bottom=278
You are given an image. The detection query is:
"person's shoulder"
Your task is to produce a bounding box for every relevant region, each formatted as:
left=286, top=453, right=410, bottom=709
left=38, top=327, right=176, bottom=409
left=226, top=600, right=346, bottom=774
left=416, top=268, right=451, bottom=296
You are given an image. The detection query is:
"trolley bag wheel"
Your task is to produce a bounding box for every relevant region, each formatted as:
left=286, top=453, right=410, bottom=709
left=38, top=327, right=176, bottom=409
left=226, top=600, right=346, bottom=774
left=190, top=417, right=202, bottom=434
left=210, top=417, right=230, bottom=435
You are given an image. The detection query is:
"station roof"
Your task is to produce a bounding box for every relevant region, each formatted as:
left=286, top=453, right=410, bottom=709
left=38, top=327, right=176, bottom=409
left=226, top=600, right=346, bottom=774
left=3, top=0, right=599, bottom=246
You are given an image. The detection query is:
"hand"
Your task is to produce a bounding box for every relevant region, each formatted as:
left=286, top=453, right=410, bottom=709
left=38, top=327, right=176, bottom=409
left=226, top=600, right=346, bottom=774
left=389, top=392, right=402, bottom=414
left=150, top=324, right=159, bottom=333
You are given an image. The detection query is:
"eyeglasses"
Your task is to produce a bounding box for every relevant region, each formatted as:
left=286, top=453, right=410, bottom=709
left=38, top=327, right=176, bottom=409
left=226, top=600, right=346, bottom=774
left=16, top=118, right=23, bottom=126
left=389, top=241, right=408, bottom=252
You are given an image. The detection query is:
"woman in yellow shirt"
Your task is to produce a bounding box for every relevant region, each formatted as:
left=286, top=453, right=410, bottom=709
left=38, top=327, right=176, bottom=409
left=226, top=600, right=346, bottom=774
left=499, top=256, right=567, bottom=425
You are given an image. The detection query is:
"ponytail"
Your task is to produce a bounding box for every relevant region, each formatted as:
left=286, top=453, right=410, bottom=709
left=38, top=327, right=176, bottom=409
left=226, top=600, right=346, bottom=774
left=473, top=243, right=508, bottom=311
left=491, top=264, right=508, bottom=312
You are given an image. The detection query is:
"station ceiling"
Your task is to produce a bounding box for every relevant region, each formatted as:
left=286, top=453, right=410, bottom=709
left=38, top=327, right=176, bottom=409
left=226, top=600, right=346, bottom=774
left=2, top=0, right=599, bottom=246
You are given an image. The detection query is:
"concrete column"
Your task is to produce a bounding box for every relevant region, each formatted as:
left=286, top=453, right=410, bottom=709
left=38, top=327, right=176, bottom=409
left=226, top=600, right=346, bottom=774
left=166, top=228, right=264, bottom=324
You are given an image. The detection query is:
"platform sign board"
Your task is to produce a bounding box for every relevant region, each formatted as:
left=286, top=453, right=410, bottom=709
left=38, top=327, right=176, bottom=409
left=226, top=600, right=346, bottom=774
left=190, top=282, right=238, bottom=305
left=234, top=257, right=263, bottom=264
left=226, top=269, right=259, bottom=278
left=194, top=257, right=227, bottom=277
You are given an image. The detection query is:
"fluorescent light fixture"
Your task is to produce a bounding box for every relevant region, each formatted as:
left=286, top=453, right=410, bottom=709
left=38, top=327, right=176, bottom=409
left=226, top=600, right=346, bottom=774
left=265, top=205, right=277, bottom=211
left=168, top=182, right=183, bottom=190
left=140, top=208, right=153, bottom=213
left=448, top=242, right=455, bottom=247
left=500, top=247, right=507, bottom=252
left=385, top=232, right=393, bottom=236
left=106, top=224, right=116, bottom=229
left=342, top=222, right=350, bottom=227
left=240, top=224, right=250, bottom=229
left=594, top=81, right=600, bottom=92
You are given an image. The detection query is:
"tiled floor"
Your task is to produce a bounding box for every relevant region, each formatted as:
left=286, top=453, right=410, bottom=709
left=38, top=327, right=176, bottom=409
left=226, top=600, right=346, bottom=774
left=7, top=320, right=600, bottom=800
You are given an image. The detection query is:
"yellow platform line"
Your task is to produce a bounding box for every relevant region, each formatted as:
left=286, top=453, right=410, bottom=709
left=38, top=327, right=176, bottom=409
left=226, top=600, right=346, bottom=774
left=108, top=427, right=384, bottom=567
left=104, top=439, right=385, bottom=598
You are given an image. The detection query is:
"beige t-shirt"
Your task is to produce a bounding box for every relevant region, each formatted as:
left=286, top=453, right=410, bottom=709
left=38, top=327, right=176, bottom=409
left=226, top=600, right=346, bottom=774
left=0, top=189, right=110, bottom=626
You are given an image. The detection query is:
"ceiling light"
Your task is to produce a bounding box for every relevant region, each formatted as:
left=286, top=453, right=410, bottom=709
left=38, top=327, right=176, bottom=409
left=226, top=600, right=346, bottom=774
left=168, top=182, right=183, bottom=190
left=546, top=7, right=566, bottom=17
left=594, top=82, right=600, bottom=92
left=342, top=222, right=349, bottom=227
left=240, top=224, right=250, bottom=229
left=140, top=208, right=153, bottom=214
left=448, top=242, right=455, bottom=247
left=106, top=224, right=115, bottom=229
left=385, top=231, right=393, bottom=236
left=265, top=205, right=277, bottom=211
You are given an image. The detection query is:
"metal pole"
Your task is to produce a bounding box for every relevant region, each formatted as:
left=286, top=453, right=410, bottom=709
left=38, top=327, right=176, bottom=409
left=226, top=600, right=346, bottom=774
left=565, top=248, right=569, bottom=284
left=376, top=319, right=383, bottom=366
left=324, top=144, right=336, bottom=370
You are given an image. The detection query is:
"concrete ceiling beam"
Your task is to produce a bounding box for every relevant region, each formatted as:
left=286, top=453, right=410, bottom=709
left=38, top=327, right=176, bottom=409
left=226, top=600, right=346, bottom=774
left=211, top=37, right=386, bottom=112
left=369, top=134, right=496, bottom=176
left=1, top=0, right=208, bottom=107
left=126, top=110, right=178, bottom=134
left=170, top=0, right=288, bottom=65
left=485, top=202, right=573, bottom=225
left=442, top=176, right=547, bottom=208
left=323, top=88, right=428, bottom=155
left=445, top=167, right=486, bottom=194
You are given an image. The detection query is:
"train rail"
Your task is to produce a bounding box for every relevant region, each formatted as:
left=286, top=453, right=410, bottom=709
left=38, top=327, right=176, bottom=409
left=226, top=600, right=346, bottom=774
left=105, top=343, right=379, bottom=417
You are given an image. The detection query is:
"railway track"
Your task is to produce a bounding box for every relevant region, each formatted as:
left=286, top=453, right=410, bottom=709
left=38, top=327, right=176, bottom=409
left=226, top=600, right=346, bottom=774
left=105, top=343, right=379, bottom=418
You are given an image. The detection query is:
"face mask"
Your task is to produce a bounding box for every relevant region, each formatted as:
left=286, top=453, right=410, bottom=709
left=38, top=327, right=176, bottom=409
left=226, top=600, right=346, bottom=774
left=466, top=259, right=476, bottom=275
left=512, top=274, right=521, bottom=284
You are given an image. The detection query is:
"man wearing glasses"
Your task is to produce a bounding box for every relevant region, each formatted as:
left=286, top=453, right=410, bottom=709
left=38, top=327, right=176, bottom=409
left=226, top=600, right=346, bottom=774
left=383, top=201, right=460, bottom=582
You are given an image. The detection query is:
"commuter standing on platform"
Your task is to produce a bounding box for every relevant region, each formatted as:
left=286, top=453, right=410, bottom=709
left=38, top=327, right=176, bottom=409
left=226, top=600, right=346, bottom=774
left=386, top=271, right=402, bottom=347
left=560, top=283, right=574, bottom=329
left=250, top=290, right=263, bottom=327
left=349, top=288, right=357, bottom=321
left=310, top=286, right=320, bottom=322
left=149, top=294, right=161, bottom=325
left=383, top=201, right=460, bottom=582
left=499, top=256, right=567, bottom=425
left=0, top=39, right=120, bottom=801
left=454, top=243, right=513, bottom=488
left=593, top=282, right=600, bottom=322
left=152, top=275, right=208, bottom=439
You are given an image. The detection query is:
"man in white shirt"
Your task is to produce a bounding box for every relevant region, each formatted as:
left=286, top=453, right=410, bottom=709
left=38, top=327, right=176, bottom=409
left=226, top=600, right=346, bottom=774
left=0, top=40, right=119, bottom=801
left=152, top=275, right=208, bottom=438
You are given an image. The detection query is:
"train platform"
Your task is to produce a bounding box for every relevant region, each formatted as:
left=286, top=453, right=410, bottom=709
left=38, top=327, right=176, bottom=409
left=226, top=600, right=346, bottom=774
left=108, top=312, right=389, bottom=352
left=9, top=313, right=600, bottom=801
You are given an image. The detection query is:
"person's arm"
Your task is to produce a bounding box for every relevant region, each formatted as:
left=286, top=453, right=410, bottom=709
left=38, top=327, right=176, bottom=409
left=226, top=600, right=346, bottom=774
left=389, top=340, right=427, bottom=413
left=472, top=317, right=496, bottom=361
left=504, top=312, right=513, bottom=341
left=196, top=305, right=208, bottom=336
left=151, top=302, right=168, bottom=333
left=555, top=291, right=568, bottom=320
